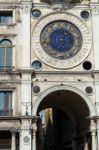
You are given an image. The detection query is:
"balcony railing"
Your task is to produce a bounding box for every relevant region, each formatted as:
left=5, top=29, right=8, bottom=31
left=0, top=109, right=13, bottom=116
left=0, top=66, right=14, bottom=72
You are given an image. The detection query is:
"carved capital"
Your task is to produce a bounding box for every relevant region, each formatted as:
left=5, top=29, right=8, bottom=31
left=21, top=1, right=32, bottom=13
left=91, top=4, right=99, bottom=15
left=90, top=129, right=96, bottom=136
left=32, top=124, right=37, bottom=132
left=10, top=129, right=17, bottom=136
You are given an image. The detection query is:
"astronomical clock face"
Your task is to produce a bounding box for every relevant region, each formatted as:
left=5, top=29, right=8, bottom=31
left=32, top=13, right=92, bottom=69
left=40, top=21, right=82, bottom=60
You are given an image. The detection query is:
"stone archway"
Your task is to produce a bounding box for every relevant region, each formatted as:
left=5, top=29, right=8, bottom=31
left=33, top=85, right=96, bottom=117
left=32, top=85, right=96, bottom=150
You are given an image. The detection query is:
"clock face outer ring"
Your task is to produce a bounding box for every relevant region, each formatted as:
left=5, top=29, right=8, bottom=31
left=32, top=13, right=92, bottom=69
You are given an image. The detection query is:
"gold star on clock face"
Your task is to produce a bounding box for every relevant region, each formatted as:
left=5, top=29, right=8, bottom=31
left=40, top=20, right=82, bottom=60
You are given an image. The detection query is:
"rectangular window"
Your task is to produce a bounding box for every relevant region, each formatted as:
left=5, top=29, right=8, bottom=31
left=0, top=131, right=11, bottom=149
left=0, top=91, right=12, bottom=116
left=0, top=11, right=13, bottom=24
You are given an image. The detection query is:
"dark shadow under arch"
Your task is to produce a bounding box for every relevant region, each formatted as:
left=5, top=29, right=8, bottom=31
left=36, top=90, right=91, bottom=150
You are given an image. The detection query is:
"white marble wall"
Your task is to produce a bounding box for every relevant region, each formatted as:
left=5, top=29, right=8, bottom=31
left=0, top=0, right=98, bottom=150
left=20, top=1, right=32, bottom=150
left=91, top=4, right=99, bottom=69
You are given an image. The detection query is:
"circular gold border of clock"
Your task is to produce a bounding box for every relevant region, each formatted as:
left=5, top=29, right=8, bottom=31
left=32, top=13, right=92, bottom=69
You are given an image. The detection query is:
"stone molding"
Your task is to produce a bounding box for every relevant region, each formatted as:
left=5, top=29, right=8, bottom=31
left=90, top=4, right=99, bottom=15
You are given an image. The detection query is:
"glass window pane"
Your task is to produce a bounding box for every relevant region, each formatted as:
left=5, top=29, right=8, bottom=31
left=1, top=16, right=12, bottom=24
left=0, top=16, right=6, bottom=23
left=6, top=93, right=10, bottom=109
left=6, top=48, right=11, bottom=66
left=0, top=92, right=12, bottom=116
left=0, top=93, right=4, bottom=110
left=0, top=11, right=12, bottom=24
left=0, top=48, right=4, bottom=68
left=6, top=16, right=12, bottom=23
left=0, top=40, right=12, bottom=47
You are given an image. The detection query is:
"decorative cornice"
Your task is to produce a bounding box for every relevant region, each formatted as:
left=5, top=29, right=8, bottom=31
left=0, top=1, right=91, bottom=10
left=0, top=33, right=17, bottom=38
left=19, top=115, right=38, bottom=120
left=35, top=70, right=93, bottom=75
left=17, top=68, right=34, bottom=74
left=0, top=85, right=16, bottom=89
left=15, top=69, right=96, bottom=78
left=0, top=68, right=98, bottom=75
left=92, top=70, right=99, bottom=74
left=16, top=69, right=94, bottom=77
left=0, top=116, right=20, bottom=120
left=0, top=115, right=38, bottom=121
left=0, top=2, right=20, bottom=9
left=0, top=69, right=99, bottom=78
left=0, top=70, right=20, bottom=75
left=33, top=1, right=90, bottom=8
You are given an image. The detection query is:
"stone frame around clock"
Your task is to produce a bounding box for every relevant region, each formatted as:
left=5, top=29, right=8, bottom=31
left=32, top=12, right=92, bottom=69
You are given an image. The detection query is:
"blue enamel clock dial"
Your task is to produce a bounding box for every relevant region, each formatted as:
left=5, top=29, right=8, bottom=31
left=40, top=21, right=82, bottom=60
left=50, top=29, right=74, bottom=52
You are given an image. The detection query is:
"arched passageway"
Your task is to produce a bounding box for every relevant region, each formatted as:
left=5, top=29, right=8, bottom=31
left=35, top=89, right=93, bottom=150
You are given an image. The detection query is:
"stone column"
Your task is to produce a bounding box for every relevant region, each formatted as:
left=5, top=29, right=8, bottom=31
left=32, top=124, right=37, bottom=150
left=84, top=142, right=89, bottom=150
left=21, top=0, right=32, bottom=116
left=90, top=119, right=97, bottom=150
left=94, top=83, right=99, bottom=149
left=97, top=119, right=99, bottom=150
left=84, top=137, right=89, bottom=150
left=21, top=74, right=32, bottom=116
left=21, top=1, right=32, bottom=68
left=11, top=131, right=16, bottom=150
left=19, top=118, right=32, bottom=150
left=91, top=130, right=96, bottom=150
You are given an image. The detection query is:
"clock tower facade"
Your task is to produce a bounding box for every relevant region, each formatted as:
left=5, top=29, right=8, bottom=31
left=31, top=1, right=99, bottom=150
left=0, top=0, right=99, bottom=150
left=31, top=0, right=99, bottom=150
